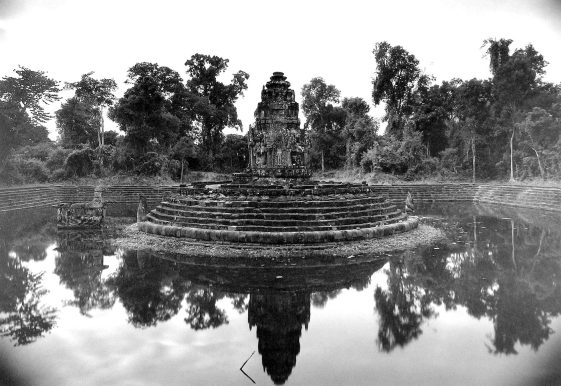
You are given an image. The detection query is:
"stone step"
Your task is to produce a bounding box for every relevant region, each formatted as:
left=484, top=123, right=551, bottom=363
left=145, top=212, right=406, bottom=232
left=159, top=200, right=394, bottom=214
left=154, top=204, right=397, bottom=220
left=165, top=195, right=386, bottom=209
left=148, top=208, right=403, bottom=228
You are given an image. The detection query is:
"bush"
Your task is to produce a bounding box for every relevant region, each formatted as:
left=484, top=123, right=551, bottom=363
left=360, top=146, right=380, bottom=173
left=110, top=143, right=136, bottom=172
left=134, top=152, right=166, bottom=176
left=65, top=147, right=95, bottom=177
left=0, top=160, right=24, bottom=185
left=50, top=168, right=68, bottom=181
left=17, top=143, right=55, bottom=162
left=92, top=145, right=115, bottom=176
left=46, top=148, right=72, bottom=171
left=166, top=159, right=181, bottom=180
left=15, top=158, right=49, bottom=182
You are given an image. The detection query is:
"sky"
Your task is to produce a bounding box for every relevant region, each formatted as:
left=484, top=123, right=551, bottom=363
left=1, top=0, right=561, bottom=140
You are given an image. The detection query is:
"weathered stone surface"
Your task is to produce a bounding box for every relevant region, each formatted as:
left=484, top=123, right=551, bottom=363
left=138, top=213, right=418, bottom=245
left=241, top=72, right=311, bottom=180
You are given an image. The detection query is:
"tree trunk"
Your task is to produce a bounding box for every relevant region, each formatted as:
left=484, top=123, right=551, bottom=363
left=531, top=147, right=545, bottom=178
left=511, top=219, right=517, bottom=270
left=471, top=138, right=476, bottom=183
left=509, top=128, right=515, bottom=182
left=180, top=160, right=184, bottom=183
left=346, top=139, right=351, bottom=170
left=98, top=107, right=105, bottom=169
left=321, top=150, right=325, bottom=174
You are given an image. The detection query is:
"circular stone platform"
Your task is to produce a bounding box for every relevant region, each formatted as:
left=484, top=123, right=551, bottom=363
left=138, top=181, right=418, bottom=245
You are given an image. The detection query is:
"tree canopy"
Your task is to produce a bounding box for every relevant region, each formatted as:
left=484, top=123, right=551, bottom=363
left=185, top=54, right=249, bottom=162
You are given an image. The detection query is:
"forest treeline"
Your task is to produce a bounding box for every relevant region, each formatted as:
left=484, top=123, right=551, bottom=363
left=0, top=39, right=560, bottom=185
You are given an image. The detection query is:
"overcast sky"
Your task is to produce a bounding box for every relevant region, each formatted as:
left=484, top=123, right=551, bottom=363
left=1, top=0, right=560, bottom=140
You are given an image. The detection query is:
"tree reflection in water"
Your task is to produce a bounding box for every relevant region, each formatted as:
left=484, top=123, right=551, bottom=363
left=5, top=203, right=561, bottom=383
left=107, top=249, right=383, bottom=384
left=374, top=209, right=561, bottom=355
left=107, top=250, right=189, bottom=327
left=0, top=243, right=56, bottom=346
left=55, top=231, right=116, bottom=316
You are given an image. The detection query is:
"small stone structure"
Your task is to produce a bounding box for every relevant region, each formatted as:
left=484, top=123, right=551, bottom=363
left=138, top=72, right=418, bottom=245
left=56, top=186, right=105, bottom=229
left=236, top=72, right=311, bottom=181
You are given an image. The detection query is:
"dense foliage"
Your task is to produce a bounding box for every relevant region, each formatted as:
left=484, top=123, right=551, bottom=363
left=302, top=39, right=560, bottom=181
left=0, top=41, right=560, bottom=185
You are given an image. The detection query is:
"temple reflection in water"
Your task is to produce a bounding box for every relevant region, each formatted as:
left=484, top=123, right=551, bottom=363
left=249, top=291, right=310, bottom=384
left=2, top=203, right=561, bottom=384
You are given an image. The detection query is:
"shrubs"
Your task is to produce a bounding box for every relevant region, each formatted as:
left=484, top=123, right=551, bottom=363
left=46, top=148, right=72, bottom=171
left=134, top=152, right=165, bottom=176
left=16, top=158, right=50, bottom=182
left=65, top=147, right=95, bottom=177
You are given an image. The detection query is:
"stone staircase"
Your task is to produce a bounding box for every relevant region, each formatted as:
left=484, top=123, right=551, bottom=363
left=0, top=185, right=59, bottom=212
left=140, top=183, right=417, bottom=244
left=367, top=183, right=478, bottom=206
left=474, top=184, right=561, bottom=212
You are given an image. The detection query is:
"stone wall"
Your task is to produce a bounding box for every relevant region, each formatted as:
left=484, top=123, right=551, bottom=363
left=0, top=185, right=59, bottom=212
left=0, top=185, right=179, bottom=215
left=368, top=183, right=478, bottom=206
left=0, top=183, right=560, bottom=214
left=474, top=184, right=561, bottom=213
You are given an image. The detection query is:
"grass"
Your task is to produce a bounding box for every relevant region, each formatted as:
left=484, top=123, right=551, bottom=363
left=312, top=168, right=561, bottom=187
left=33, top=171, right=232, bottom=187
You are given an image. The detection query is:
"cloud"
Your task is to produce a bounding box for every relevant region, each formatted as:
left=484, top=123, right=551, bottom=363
left=0, top=0, right=25, bottom=20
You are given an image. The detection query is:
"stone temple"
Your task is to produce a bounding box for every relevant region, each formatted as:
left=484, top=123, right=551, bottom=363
left=246, top=71, right=311, bottom=179
left=138, top=72, right=418, bottom=245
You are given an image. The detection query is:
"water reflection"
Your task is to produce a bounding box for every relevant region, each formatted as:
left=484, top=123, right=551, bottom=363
left=107, top=249, right=384, bottom=384
left=249, top=291, right=310, bottom=384
left=374, top=204, right=561, bottom=355
left=0, top=209, right=57, bottom=346
left=55, top=231, right=116, bottom=315
left=1, top=203, right=561, bottom=384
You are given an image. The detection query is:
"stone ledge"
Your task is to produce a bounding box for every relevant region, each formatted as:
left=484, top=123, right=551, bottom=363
left=1, top=183, right=560, bottom=213
left=137, top=216, right=418, bottom=244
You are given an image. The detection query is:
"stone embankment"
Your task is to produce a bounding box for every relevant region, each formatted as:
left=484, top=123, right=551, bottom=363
left=474, top=184, right=561, bottom=212
left=139, top=183, right=417, bottom=244
left=0, top=185, right=59, bottom=212
left=1, top=183, right=560, bottom=213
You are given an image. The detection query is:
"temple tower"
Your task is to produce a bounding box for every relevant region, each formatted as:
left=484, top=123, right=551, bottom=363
left=247, top=72, right=311, bottom=179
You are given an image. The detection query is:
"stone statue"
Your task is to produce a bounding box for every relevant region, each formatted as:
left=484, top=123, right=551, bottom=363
left=137, top=194, right=148, bottom=222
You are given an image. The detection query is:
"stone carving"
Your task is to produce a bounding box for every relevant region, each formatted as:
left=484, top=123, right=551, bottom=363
left=247, top=72, right=311, bottom=179
left=57, top=186, right=105, bottom=229
left=137, top=194, right=148, bottom=222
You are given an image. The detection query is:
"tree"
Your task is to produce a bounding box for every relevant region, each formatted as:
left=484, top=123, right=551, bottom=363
left=109, top=62, right=189, bottom=156
left=0, top=67, right=59, bottom=164
left=301, top=77, right=343, bottom=172
left=372, top=42, right=428, bottom=137
left=56, top=97, right=99, bottom=147
left=216, top=134, right=248, bottom=172
left=65, top=72, right=117, bottom=150
left=452, top=79, right=493, bottom=182
left=413, top=81, right=457, bottom=157
left=483, top=39, right=547, bottom=181
left=171, top=136, right=198, bottom=181
left=0, top=66, right=60, bottom=125
left=185, top=54, right=249, bottom=164
left=341, top=97, right=378, bottom=168
left=517, top=105, right=561, bottom=178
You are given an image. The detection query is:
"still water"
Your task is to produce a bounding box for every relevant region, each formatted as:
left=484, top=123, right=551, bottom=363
left=1, top=203, right=561, bottom=386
